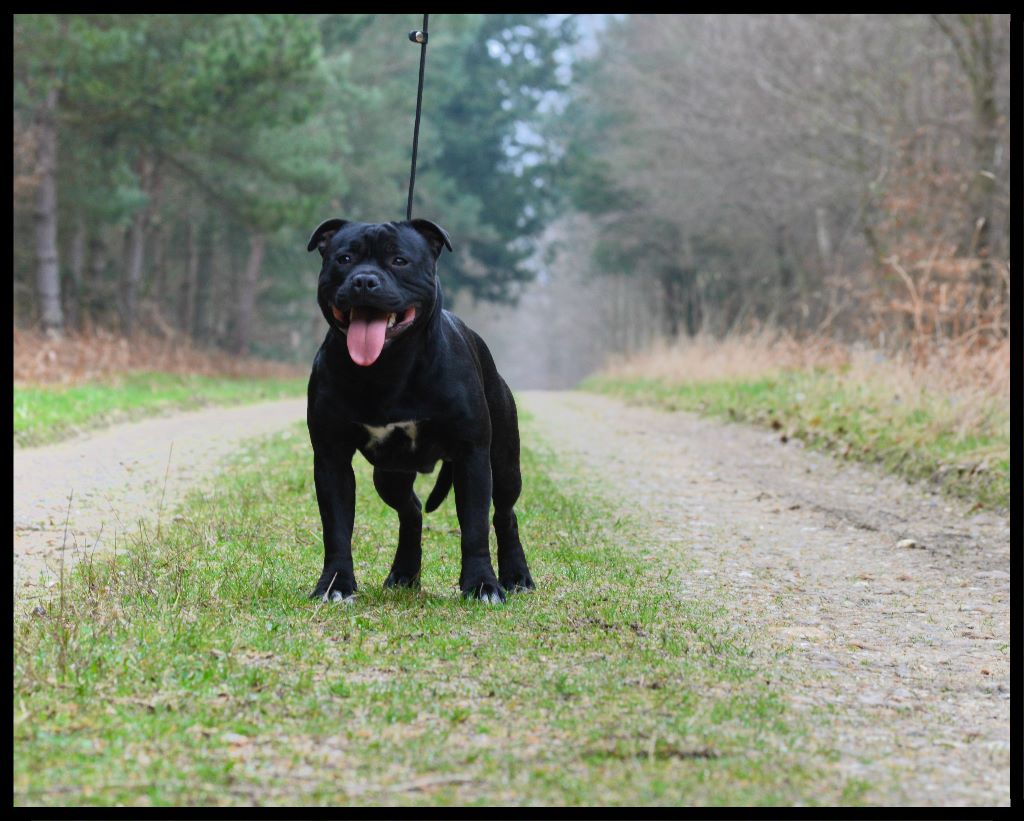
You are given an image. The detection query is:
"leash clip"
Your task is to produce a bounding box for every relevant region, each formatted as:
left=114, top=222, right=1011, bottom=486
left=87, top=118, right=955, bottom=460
left=409, top=30, right=428, bottom=44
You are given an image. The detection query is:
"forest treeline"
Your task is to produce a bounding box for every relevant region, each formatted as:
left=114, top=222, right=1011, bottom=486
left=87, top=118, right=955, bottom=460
left=13, top=14, right=573, bottom=357
left=13, top=14, right=1010, bottom=363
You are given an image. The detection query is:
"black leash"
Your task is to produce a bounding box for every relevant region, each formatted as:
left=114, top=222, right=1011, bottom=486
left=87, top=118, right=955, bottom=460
left=406, top=14, right=430, bottom=221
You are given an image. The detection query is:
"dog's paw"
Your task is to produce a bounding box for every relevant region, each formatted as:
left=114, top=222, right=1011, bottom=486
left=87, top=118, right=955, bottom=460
left=461, top=579, right=506, bottom=604
left=499, top=570, right=535, bottom=594
left=383, top=569, right=421, bottom=590
left=309, top=585, right=357, bottom=602
left=309, top=567, right=357, bottom=601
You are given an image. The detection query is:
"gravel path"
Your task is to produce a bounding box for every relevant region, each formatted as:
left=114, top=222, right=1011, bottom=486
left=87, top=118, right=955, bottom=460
left=13, top=398, right=307, bottom=602
left=517, top=391, right=1009, bottom=807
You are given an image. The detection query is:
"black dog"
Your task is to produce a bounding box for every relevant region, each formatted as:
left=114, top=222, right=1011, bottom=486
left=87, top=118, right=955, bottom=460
left=305, top=218, right=534, bottom=603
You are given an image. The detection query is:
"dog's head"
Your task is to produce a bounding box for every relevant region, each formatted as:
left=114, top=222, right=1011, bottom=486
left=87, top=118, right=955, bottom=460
left=308, top=219, right=452, bottom=367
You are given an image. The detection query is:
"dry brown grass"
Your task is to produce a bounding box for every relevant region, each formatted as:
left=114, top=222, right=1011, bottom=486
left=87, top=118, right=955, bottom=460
left=600, top=329, right=1010, bottom=447
left=13, top=327, right=304, bottom=386
left=600, top=329, right=847, bottom=384
left=603, top=329, right=1008, bottom=399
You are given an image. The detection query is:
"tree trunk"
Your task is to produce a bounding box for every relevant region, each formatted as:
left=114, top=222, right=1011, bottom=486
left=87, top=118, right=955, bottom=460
left=120, top=155, right=153, bottom=336
left=773, top=224, right=795, bottom=327
left=121, top=210, right=146, bottom=336
left=660, top=270, right=680, bottom=340
left=233, top=233, right=266, bottom=355
left=65, top=218, right=87, bottom=331
left=150, top=224, right=167, bottom=303
left=180, top=218, right=199, bottom=334
left=146, top=165, right=167, bottom=310
left=87, top=234, right=107, bottom=330
left=33, top=85, right=63, bottom=335
left=959, top=16, right=997, bottom=265
left=192, top=222, right=215, bottom=343
left=932, top=14, right=1002, bottom=260
left=775, top=223, right=793, bottom=285
left=684, top=274, right=701, bottom=337
left=814, top=207, right=833, bottom=272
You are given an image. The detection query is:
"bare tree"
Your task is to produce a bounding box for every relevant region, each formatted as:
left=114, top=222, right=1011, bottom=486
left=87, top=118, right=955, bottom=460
left=570, top=14, right=1010, bottom=349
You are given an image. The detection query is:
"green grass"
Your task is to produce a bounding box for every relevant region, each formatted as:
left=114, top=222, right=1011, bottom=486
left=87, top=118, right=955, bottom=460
left=13, top=372, right=306, bottom=447
left=13, top=419, right=842, bottom=807
left=582, top=370, right=1009, bottom=511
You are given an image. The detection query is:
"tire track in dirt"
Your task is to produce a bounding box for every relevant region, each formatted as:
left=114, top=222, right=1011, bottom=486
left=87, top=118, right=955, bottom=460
left=13, top=398, right=307, bottom=602
left=517, top=390, right=1009, bottom=806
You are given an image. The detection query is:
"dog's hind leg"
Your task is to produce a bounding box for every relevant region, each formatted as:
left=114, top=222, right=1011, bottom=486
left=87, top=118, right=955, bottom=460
left=374, top=468, right=423, bottom=589
left=489, top=383, right=535, bottom=593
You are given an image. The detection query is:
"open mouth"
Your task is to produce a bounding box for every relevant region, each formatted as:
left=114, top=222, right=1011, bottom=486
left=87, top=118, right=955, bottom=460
left=331, top=304, right=417, bottom=366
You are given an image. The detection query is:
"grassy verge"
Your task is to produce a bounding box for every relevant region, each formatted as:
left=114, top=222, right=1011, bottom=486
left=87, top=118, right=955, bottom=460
left=583, top=368, right=1009, bottom=511
left=13, top=372, right=306, bottom=447
left=14, top=420, right=835, bottom=807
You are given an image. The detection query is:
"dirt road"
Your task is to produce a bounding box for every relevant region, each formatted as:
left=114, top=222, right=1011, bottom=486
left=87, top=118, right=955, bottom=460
left=13, top=398, right=307, bottom=600
left=12, top=390, right=1009, bottom=804
left=517, top=391, right=1009, bottom=806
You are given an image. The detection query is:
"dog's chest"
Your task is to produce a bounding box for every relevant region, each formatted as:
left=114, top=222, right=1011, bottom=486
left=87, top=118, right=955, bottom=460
left=358, top=419, right=443, bottom=471
left=362, top=420, right=419, bottom=449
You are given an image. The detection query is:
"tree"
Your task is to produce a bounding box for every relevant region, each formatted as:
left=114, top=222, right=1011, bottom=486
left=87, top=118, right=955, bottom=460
left=930, top=14, right=1007, bottom=260
left=14, top=16, right=67, bottom=333
left=14, top=14, right=338, bottom=345
left=420, top=14, right=577, bottom=302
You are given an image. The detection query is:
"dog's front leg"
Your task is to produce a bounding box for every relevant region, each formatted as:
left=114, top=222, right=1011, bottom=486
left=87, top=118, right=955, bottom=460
left=453, top=446, right=505, bottom=603
left=309, top=445, right=358, bottom=601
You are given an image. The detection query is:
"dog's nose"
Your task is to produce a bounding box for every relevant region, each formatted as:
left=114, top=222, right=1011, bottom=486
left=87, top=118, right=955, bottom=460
left=350, top=272, right=381, bottom=292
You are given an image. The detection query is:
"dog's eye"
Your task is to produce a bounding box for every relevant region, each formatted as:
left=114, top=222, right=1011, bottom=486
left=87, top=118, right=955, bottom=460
left=392, top=256, right=409, bottom=266
left=337, top=254, right=351, bottom=264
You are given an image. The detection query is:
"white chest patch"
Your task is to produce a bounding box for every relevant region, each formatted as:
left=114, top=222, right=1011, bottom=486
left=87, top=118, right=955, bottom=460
left=362, top=420, right=419, bottom=449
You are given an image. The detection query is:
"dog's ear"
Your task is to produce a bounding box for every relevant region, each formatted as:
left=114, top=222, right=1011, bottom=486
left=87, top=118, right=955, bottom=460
left=307, top=219, right=348, bottom=257
left=408, top=219, right=453, bottom=260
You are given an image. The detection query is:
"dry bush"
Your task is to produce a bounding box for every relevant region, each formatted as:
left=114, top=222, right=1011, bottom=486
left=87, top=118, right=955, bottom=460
left=858, top=160, right=1010, bottom=365
left=13, top=327, right=303, bottom=386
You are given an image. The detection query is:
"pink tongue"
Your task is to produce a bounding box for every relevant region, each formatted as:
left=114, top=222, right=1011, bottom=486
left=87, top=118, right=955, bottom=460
left=346, top=307, right=388, bottom=366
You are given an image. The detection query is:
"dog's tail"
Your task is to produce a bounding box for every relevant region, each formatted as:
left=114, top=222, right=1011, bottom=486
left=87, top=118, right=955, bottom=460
left=424, top=462, right=453, bottom=513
